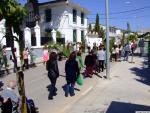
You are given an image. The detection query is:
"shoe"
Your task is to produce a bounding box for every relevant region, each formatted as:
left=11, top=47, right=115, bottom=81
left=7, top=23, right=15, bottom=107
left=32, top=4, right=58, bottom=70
left=70, top=93, right=75, bottom=97
left=48, top=96, right=53, bottom=100
left=65, top=94, right=68, bottom=97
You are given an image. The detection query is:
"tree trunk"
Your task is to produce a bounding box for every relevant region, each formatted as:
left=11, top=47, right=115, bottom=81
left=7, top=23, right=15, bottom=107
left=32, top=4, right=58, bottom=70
left=6, top=25, right=18, bottom=70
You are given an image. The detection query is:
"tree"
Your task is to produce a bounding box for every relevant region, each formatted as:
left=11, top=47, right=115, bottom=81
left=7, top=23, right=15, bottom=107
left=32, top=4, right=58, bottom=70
left=127, top=34, right=138, bottom=42
left=88, top=23, right=92, bottom=33
left=109, top=37, right=115, bottom=52
left=99, top=27, right=105, bottom=39
left=0, top=0, right=27, bottom=66
left=28, top=0, right=40, bottom=21
left=0, top=0, right=27, bottom=113
left=94, top=14, right=100, bottom=33
left=127, top=22, right=131, bottom=33
left=121, top=31, right=126, bottom=46
left=56, top=31, right=62, bottom=38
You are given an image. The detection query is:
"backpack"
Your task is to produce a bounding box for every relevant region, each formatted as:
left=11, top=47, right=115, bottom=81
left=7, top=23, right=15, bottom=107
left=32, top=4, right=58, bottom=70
left=26, top=98, right=37, bottom=113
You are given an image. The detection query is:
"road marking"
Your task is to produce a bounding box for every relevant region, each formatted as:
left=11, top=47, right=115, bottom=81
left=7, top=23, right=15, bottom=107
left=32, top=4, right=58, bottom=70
left=81, top=86, right=93, bottom=96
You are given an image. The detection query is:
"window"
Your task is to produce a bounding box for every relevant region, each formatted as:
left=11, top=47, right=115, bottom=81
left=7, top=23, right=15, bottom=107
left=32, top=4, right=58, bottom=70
left=31, top=33, right=36, bottom=46
left=73, top=9, right=77, bottom=23
left=41, top=37, right=52, bottom=45
left=73, top=29, right=77, bottom=42
left=45, top=9, right=51, bottom=22
left=27, top=11, right=34, bottom=22
left=81, top=12, right=84, bottom=25
left=41, top=29, right=52, bottom=45
left=81, top=30, right=84, bottom=42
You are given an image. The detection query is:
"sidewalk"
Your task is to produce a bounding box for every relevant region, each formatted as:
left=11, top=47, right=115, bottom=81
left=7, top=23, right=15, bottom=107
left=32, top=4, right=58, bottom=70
left=66, top=56, right=150, bottom=113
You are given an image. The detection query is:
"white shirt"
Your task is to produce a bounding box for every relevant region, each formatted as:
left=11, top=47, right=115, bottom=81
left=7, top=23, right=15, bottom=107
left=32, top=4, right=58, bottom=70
left=115, top=47, right=119, bottom=53
left=97, top=50, right=105, bottom=60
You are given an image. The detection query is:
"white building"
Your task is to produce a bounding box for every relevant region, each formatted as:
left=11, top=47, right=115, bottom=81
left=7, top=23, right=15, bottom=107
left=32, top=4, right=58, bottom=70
left=89, top=23, right=123, bottom=45
left=23, top=0, right=89, bottom=47
left=0, top=0, right=89, bottom=57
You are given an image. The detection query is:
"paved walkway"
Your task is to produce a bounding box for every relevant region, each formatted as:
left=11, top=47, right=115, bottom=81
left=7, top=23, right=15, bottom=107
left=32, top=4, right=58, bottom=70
left=0, top=54, right=105, bottom=113
left=66, top=56, right=150, bottom=113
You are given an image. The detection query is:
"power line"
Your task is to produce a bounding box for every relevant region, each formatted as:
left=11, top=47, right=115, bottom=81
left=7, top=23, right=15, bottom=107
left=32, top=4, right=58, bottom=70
left=89, top=5, right=150, bottom=15
left=87, top=14, right=150, bottom=20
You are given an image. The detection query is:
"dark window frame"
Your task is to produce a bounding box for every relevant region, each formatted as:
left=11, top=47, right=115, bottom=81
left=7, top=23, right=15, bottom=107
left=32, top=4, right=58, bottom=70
left=31, top=32, right=36, bottom=46
left=73, top=29, right=77, bottom=42
left=81, top=30, right=84, bottom=42
left=45, top=9, right=52, bottom=22
left=81, top=12, right=84, bottom=25
left=73, top=9, right=77, bottom=23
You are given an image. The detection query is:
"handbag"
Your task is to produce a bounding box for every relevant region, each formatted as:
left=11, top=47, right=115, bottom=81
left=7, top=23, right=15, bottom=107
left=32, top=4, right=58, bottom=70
left=48, top=69, right=56, bottom=78
left=76, top=74, right=83, bottom=86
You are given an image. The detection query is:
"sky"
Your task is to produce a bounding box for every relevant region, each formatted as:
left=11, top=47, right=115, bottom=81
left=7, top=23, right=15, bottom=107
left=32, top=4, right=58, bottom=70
left=19, top=0, right=150, bottom=32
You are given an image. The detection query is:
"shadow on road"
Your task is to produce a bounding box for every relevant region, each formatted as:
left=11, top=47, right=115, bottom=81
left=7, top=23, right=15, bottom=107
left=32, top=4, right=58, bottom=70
left=106, top=101, right=150, bottom=113
left=130, top=57, right=150, bottom=86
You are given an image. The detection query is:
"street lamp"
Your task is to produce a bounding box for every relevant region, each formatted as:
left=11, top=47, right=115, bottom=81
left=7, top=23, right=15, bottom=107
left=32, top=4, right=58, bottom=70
left=105, top=0, right=110, bottom=79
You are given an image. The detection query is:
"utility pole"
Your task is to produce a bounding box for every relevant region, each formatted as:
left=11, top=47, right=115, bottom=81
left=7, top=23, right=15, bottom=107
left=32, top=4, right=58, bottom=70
left=105, top=0, right=110, bottom=79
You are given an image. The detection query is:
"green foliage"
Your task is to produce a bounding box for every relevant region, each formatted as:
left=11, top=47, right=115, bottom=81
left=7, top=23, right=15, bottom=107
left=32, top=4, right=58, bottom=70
left=47, top=43, right=70, bottom=58
left=56, top=31, right=62, bottom=38
left=88, top=23, right=92, bottom=32
left=127, top=22, right=131, bottom=33
left=0, top=0, right=27, bottom=35
left=121, top=31, right=126, bottom=46
left=94, top=14, right=100, bottom=33
left=127, top=34, right=138, bottom=42
left=99, top=27, right=105, bottom=39
left=62, top=45, right=70, bottom=57
left=109, top=37, right=115, bottom=52
left=103, top=37, right=115, bottom=53
left=145, top=35, right=150, bottom=40
left=0, top=0, right=28, bottom=70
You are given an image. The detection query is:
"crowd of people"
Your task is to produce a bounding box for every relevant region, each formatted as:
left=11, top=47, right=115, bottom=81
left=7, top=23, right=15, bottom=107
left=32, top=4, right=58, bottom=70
left=0, top=45, right=37, bottom=75
left=44, top=40, right=138, bottom=102
left=110, top=42, right=137, bottom=62
left=45, top=42, right=107, bottom=100
left=0, top=41, right=138, bottom=112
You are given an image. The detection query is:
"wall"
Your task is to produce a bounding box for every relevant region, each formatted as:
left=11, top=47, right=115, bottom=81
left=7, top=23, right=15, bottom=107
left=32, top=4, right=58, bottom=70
left=66, top=6, right=88, bottom=43
left=0, top=19, right=6, bottom=45
left=37, top=3, right=88, bottom=44
left=87, top=37, right=102, bottom=49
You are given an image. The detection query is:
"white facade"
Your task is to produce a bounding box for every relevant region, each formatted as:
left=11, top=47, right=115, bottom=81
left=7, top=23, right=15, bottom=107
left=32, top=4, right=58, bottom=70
left=24, top=0, right=89, bottom=46
left=0, top=0, right=89, bottom=58
left=0, top=19, right=6, bottom=45
left=90, top=23, right=123, bottom=44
